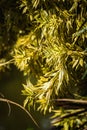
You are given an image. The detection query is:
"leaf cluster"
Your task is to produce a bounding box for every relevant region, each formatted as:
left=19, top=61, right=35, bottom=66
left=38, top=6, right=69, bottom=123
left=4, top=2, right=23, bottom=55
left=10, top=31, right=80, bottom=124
left=13, top=0, right=87, bottom=114
left=0, top=0, right=87, bottom=129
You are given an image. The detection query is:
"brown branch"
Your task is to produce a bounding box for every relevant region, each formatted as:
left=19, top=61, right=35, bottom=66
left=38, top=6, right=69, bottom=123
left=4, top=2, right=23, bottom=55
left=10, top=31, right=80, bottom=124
left=51, top=98, right=87, bottom=125
left=51, top=108, right=87, bottom=124
left=52, top=98, right=87, bottom=109
left=0, top=98, right=40, bottom=128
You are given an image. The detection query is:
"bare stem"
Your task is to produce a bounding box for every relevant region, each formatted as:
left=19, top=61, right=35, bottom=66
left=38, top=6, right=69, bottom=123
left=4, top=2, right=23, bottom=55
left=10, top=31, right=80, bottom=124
left=0, top=98, right=40, bottom=128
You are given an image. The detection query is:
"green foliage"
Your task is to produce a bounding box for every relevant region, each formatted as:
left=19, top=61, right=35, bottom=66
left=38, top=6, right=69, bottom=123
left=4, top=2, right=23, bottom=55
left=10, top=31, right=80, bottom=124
left=0, top=0, right=87, bottom=129
left=13, top=0, right=87, bottom=113
left=51, top=107, right=87, bottom=130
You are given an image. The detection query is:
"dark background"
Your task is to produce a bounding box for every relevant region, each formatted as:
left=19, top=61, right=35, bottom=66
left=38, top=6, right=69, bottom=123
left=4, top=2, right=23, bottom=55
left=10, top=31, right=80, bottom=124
left=0, top=66, right=51, bottom=130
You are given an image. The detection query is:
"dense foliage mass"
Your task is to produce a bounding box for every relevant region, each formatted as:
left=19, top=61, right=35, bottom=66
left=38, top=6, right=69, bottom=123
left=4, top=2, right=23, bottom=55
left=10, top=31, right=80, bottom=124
left=0, top=0, right=87, bottom=129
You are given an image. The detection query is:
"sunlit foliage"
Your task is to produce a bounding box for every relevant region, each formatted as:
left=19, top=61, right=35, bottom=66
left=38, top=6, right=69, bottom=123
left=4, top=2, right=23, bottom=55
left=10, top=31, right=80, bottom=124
left=0, top=0, right=87, bottom=129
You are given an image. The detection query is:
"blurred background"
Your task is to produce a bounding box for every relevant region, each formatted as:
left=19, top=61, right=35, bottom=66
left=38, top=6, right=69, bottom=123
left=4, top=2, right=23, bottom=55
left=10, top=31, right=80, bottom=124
left=0, top=65, right=51, bottom=130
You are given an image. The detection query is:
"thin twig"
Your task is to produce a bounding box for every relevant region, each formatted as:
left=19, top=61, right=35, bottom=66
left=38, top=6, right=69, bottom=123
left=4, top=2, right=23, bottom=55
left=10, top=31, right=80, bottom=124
left=51, top=108, right=87, bottom=124
left=0, top=98, right=40, bottom=128
left=51, top=98, right=87, bottom=125
left=0, top=59, right=14, bottom=67
left=0, top=93, right=11, bottom=116
left=52, top=98, right=87, bottom=107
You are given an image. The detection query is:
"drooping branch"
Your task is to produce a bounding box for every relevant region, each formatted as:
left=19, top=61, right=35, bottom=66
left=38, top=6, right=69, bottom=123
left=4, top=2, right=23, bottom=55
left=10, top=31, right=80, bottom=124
left=0, top=98, right=39, bottom=128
